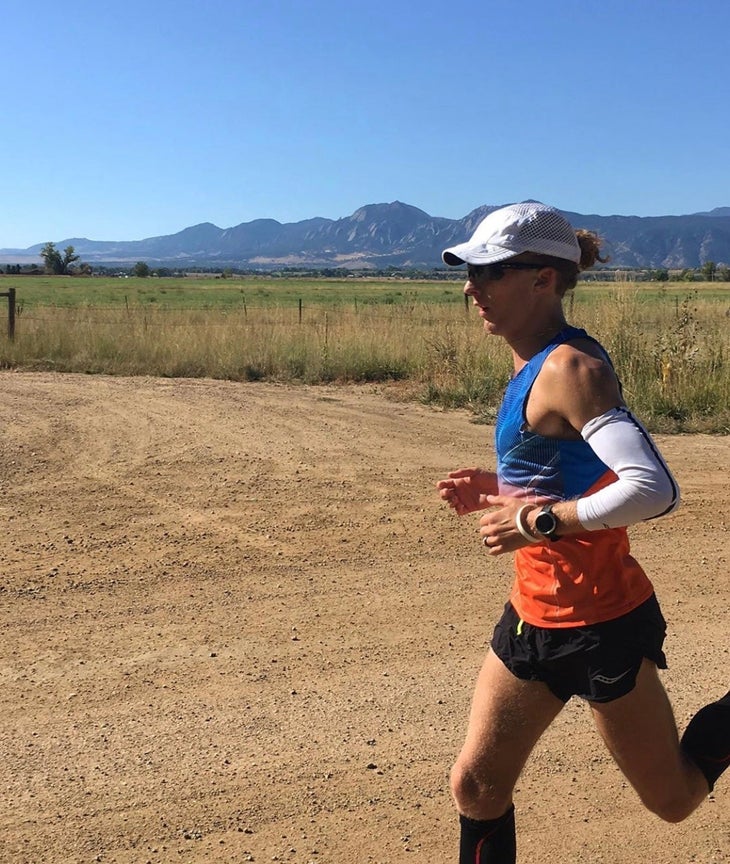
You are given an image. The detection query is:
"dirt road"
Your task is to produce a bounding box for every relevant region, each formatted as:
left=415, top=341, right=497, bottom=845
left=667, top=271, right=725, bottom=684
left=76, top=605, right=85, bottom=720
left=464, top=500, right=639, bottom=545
left=0, top=373, right=728, bottom=863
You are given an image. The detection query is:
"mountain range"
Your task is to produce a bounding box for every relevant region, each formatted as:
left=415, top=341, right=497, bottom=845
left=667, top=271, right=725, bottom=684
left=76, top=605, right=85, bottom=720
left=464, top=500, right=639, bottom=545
left=3, top=202, right=730, bottom=270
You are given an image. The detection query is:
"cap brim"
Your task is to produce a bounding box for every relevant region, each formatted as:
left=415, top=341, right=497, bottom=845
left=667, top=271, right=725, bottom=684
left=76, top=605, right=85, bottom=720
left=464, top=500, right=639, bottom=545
left=441, top=242, right=517, bottom=267
left=442, top=249, right=466, bottom=266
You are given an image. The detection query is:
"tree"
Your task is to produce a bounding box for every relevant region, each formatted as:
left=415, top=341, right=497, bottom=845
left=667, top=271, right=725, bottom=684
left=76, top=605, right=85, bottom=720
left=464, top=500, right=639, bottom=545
left=40, top=242, right=80, bottom=275
left=133, top=261, right=150, bottom=278
left=700, top=261, right=717, bottom=282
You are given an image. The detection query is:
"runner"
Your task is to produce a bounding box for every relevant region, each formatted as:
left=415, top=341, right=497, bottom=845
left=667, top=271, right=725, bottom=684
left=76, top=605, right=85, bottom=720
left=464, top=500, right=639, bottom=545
left=436, top=201, right=730, bottom=864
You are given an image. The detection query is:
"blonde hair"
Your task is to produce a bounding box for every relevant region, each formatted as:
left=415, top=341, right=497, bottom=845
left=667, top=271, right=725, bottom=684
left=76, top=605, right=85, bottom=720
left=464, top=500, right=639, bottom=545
left=576, top=229, right=607, bottom=271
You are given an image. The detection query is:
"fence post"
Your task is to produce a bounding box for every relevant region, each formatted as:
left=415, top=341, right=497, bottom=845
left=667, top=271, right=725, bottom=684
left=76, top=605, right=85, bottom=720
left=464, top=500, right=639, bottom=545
left=298, top=298, right=303, bottom=324
left=0, top=287, right=15, bottom=340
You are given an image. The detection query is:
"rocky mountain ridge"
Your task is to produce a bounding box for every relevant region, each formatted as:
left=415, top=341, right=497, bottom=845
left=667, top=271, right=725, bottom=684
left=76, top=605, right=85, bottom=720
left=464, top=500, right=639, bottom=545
left=3, top=201, right=730, bottom=269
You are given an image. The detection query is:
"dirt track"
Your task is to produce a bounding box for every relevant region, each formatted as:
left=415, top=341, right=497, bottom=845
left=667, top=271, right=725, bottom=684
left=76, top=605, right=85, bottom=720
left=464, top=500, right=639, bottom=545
left=0, top=372, right=728, bottom=863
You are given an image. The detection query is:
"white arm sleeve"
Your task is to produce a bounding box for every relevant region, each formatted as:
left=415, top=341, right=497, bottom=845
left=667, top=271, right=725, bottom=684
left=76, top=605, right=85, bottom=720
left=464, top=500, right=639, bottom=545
left=576, top=407, right=680, bottom=531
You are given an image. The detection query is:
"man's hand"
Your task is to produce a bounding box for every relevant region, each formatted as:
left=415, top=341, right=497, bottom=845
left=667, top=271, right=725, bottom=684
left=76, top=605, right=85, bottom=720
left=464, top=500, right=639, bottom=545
left=479, top=494, right=538, bottom=555
left=437, top=468, right=498, bottom=516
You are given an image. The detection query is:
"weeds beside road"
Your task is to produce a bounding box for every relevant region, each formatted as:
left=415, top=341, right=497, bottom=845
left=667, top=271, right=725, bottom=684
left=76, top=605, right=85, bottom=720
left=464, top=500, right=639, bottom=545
left=1, top=276, right=728, bottom=433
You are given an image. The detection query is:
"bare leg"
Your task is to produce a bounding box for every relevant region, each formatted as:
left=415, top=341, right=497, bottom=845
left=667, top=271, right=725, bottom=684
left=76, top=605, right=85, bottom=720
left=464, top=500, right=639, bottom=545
left=590, top=658, right=709, bottom=822
left=451, top=648, right=565, bottom=820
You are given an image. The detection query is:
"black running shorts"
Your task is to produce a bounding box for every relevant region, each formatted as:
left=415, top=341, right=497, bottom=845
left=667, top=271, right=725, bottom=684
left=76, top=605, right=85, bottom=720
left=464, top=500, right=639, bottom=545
left=490, top=594, right=668, bottom=703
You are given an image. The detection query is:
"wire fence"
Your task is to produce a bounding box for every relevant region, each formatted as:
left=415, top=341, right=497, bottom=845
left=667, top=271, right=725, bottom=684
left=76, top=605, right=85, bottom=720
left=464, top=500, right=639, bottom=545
left=11, top=298, right=473, bottom=328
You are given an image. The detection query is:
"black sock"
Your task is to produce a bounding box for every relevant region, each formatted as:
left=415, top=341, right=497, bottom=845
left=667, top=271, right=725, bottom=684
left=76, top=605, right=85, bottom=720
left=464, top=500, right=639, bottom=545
left=459, top=804, right=516, bottom=864
left=680, top=690, right=730, bottom=791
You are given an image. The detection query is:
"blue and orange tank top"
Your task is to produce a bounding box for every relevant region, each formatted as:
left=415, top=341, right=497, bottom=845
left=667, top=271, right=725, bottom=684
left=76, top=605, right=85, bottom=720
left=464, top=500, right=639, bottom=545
left=496, top=326, right=654, bottom=628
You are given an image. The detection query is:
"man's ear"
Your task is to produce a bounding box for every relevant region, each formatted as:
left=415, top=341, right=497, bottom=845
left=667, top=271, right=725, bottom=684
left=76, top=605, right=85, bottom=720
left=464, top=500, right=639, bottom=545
left=534, top=266, right=557, bottom=293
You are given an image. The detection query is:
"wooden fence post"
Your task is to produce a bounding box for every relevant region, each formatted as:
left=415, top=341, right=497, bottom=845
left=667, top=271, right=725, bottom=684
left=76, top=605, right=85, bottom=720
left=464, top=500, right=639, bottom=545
left=0, top=287, right=15, bottom=340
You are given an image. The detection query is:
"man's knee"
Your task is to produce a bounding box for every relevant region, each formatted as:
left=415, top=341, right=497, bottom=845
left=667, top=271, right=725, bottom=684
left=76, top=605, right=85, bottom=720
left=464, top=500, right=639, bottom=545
left=449, top=759, right=511, bottom=819
left=449, top=760, right=478, bottom=810
left=639, top=789, right=697, bottom=824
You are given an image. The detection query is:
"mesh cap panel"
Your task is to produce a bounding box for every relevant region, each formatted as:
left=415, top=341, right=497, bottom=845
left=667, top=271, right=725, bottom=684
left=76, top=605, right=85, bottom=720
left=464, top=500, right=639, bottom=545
left=442, top=201, right=581, bottom=266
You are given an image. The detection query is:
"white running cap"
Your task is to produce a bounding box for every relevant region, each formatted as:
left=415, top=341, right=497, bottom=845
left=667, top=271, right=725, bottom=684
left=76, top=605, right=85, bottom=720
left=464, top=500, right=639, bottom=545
left=442, top=201, right=581, bottom=266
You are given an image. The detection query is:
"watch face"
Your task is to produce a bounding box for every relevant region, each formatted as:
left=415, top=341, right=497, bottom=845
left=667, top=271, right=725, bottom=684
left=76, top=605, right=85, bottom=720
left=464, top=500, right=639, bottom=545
left=535, top=510, right=557, bottom=535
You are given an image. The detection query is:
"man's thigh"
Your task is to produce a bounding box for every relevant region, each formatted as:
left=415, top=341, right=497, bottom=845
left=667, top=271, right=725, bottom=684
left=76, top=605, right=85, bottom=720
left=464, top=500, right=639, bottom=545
left=457, top=649, right=565, bottom=785
left=590, top=659, right=708, bottom=819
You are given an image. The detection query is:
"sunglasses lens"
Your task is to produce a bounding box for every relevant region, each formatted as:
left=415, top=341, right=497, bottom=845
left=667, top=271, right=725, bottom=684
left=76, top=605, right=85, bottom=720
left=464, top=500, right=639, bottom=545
left=468, top=265, right=502, bottom=281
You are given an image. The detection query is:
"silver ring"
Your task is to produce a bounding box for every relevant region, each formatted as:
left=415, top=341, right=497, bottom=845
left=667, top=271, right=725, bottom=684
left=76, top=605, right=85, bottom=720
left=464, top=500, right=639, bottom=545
left=482, top=536, right=489, bottom=547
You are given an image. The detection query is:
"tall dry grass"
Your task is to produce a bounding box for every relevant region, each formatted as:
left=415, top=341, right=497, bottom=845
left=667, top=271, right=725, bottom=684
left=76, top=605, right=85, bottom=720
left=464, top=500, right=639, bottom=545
left=1, top=287, right=728, bottom=432
left=572, top=287, right=729, bottom=432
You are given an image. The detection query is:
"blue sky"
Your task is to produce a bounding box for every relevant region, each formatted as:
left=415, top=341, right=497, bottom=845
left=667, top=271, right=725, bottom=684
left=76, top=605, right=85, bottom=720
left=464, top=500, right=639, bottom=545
left=3, top=0, right=730, bottom=248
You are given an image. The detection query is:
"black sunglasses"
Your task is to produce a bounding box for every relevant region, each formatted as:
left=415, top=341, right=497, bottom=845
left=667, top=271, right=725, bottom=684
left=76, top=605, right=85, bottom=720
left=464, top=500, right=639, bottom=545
left=466, top=262, right=545, bottom=282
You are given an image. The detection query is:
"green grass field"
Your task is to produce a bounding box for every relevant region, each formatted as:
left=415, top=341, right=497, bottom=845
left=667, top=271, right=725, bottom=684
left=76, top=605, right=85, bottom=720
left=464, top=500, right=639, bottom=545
left=2, top=275, right=469, bottom=310
left=4, top=274, right=730, bottom=310
left=1, top=275, right=729, bottom=433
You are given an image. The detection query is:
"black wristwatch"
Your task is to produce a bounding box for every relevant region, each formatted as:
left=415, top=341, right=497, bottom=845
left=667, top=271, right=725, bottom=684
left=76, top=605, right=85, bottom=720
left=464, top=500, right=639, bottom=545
left=534, top=504, right=560, bottom=542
